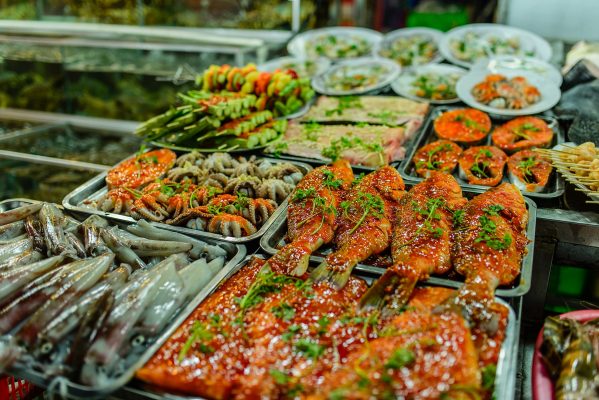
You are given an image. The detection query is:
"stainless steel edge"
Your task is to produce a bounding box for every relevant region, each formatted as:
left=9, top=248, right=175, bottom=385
left=260, top=187, right=537, bottom=297
left=494, top=297, right=518, bottom=400
left=115, top=254, right=518, bottom=400
left=397, top=105, right=566, bottom=199
left=62, top=157, right=312, bottom=244
left=0, top=150, right=111, bottom=172
left=1, top=200, right=247, bottom=398
left=0, top=108, right=140, bottom=135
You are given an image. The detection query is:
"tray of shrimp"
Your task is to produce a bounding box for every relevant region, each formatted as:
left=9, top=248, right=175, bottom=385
left=115, top=254, right=518, bottom=400
left=398, top=105, right=565, bottom=198
left=62, top=148, right=313, bottom=244
left=260, top=161, right=536, bottom=297
left=0, top=198, right=246, bottom=398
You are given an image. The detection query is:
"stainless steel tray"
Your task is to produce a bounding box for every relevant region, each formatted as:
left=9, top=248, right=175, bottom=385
left=260, top=185, right=537, bottom=297
left=398, top=105, right=565, bottom=199
left=115, top=254, right=518, bottom=400
left=62, top=156, right=312, bottom=244
left=0, top=198, right=247, bottom=399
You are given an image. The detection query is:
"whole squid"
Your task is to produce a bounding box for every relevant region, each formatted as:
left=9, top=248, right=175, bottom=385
left=127, top=220, right=227, bottom=259
left=81, top=269, right=163, bottom=385
left=0, top=255, right=64, bottom=302
left=15, top=254, right=113, bottom=347
left=0, top=203, right=42, bottom=226
left=38, top=204, right=77, bottom=258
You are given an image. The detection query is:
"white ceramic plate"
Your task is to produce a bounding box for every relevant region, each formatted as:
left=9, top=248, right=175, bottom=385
left=391, top=64, right=467, bottom=104
left=375, top=27, right=444, bottom=66
left=258, top=56, right=331, bottom=78
left=312, top=58, right=400, bottom=96
left=456, top=69, right=561, bottom=116
left=287, top=27, right=383, bottom=61
left=471, top=56, right=562, bottom=86
left=440, top=23, right=552, bottom=68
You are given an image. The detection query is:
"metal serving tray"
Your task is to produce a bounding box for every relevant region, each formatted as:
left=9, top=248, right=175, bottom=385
left=398, top=105, right=565, bottom=199
left=114, top=254, right=518, bottom=400
left=260, top=185, right=537, bottom=297
left=62, top=156, right=312, bottom=244
left=0, top=198, right=247, bottom=399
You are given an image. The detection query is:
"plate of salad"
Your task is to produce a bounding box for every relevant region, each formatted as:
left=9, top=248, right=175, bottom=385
left=312, top=58, right=400, bottom=96
left=440, top=23, right=552, bottom=68
left=376, top=27, right=444, bottom=66
left=391, top=64, right=466, bottom=104
left=287, top=27, right=383, bottom=60
left=259, top=56, right=331, bottom=78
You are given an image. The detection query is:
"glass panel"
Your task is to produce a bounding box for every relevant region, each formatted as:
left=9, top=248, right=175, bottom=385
left=0, top=159, right=97, bottom=203
left=0, top=125, right=141, bottom=165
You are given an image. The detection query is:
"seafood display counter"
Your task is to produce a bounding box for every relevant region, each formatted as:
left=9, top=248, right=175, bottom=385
left=2, top=21, right=599, bottom=400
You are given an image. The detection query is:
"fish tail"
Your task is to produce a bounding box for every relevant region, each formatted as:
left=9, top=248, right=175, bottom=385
left=435, top=270, right=500, bottom=334
left=266, top=237, right=323, bottom=276
left=359, top=265, right=418, bottom=313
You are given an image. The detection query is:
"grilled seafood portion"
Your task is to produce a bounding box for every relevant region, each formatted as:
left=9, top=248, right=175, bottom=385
left=106, top=148, right=176, bottom=190
left=137, top=259, right=509, bottom=400
left=471, top=74, right=541, bottom=110
left=0, top=203, right=229, bottom=386
left=412, top=139, right=463, bottom=178
left=434, top=108, right=491, bottom=145
left=447, top=183, right=528, bottom=331
left=458, top=145, right=508, bottom=186
left=310, top=166, right=405, bottom=288
left=491, top=116, right=554, bottom=153
left=266, top=160, right=354, bottom=275
left=507, top=149, right=553, bottom=193
left=360, top=172, right=466, bottom=311
left=89, top=152, right=306, bottom=237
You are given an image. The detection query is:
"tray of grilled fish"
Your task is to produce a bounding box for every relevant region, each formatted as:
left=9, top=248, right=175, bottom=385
left=0, top=198, right=245, bottom=398
left=260, top=160, right=535, bottom=297
left=116, top=253, right=517, bottom=400
left=398, top=105, right=565, bottom=199
left=62, top=148, right=312, bottom=243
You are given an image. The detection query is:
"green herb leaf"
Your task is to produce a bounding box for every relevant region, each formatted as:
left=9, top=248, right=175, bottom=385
left=269, top=369, right=291, bottom=385
left=294, top=338, right=326, bottom=360
left=384, top=348, right=415, bottom=370
left=271, top=302, right=296, bottom=321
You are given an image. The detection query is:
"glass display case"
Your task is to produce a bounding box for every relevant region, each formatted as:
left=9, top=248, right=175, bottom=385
left=0, top=0, right=315, bottom=121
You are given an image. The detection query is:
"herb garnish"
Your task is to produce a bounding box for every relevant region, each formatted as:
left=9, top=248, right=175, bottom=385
left=470, top=149, right=493, bottom=179
left=322, top=136, right=384, bottom=164
left=481, top=364, right=497, bottom=391
left=270, top=141, right=288, bottom=158
left=513, top=122, right=540, bottom=140
left=474, top=205, right=512, bottom=250
left=317, top=315, right=331, bottom=335
left=322, top=169, right=343, bottom=189
left=294, top=338, right=325, bottom=360
left=384, top=348, right=415, bottom=370
left=346, top=192, right=386, bottom=235
left=325, top=96, right=363, bottom=116
left=410, top=198, right=445, bottom=240
left=207, top=204, right=222, bottom=215
left=452, top=209, right=465, bottom=228
left=271, top=302, right=296, bottom=321
left=292, top=187, right=337, bottom=234
left=270, top=369, right=291, bottom=385
left=282, top=324, right=302, bottom=342
left=178, top=321, right=215, bottom=362
left=304, top=121, right=322, bottom=141
left=415, top=143, right=453, bottom=171
left=517, top=157, right=537, bottom=184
